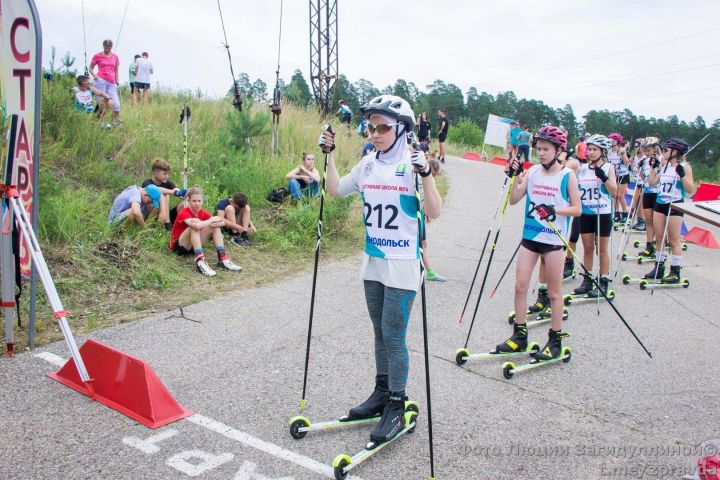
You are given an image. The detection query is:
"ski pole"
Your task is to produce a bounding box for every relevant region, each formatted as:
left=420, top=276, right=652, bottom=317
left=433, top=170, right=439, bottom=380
left=613, top=183, right=643, bottom=279
left=458, top=176, right=510, bottom=322
left=489, top=240, right=521, bottom=298
left=651, top=161, right=676, bottom=296
left=298, top=125, right=333, bottom=411
left=595, top=171, right=602, bottom=316
left=180, top=103, right=190, bottom=206
left=463, top=173, right=517, bottom=348
left=414, top=167, right=436, bottom=480
left=545, top=218, right=653, bottom=358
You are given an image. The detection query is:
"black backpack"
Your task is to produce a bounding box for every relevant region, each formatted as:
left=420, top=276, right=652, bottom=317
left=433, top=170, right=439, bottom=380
left=266, top=187, right=290, bottom=203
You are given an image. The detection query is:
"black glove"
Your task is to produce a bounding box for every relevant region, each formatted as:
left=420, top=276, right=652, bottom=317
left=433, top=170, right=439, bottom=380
left=638, top=158, right=645, bottom=168
left=594, top=166, right=609, bottom=182
left=675, top=163, right=685, bottom=178
left=535, top=203, right=556, bottom=221
left=318, top=124, right=335, bottom=152
left=505, top=157, right=523, bottom=178
left=649, top=156, right=660, bottom=169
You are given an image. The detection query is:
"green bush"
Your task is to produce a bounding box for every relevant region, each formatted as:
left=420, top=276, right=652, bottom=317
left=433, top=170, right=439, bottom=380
left=446, top=118, right=485, bottom=149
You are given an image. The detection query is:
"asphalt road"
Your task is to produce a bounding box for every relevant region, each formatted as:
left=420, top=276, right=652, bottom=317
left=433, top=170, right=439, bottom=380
left=2, top=156, right=719, bottom=480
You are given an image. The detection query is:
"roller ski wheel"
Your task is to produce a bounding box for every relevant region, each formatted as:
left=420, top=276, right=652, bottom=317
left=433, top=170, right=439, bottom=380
left=621, top=252, right=629, bottom=261
left=455, top=348, right=470, bottom=366
left=563, top=294, right=573, bottom=306
left=332, top=410, right=418, bottom=479
left=633, top=240, right=641, bottom=248
left=622, top=275, right=644, bottom=285
left=289, top=416, right=310, bottom=439
left=501, top=347, right=571, bottom=380
left=682, top=242, right=688, bottom=251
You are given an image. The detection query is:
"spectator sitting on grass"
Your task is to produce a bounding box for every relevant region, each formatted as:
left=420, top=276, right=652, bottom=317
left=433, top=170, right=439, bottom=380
left=141, top=158, right=187, bottom=230
left=286, top=153, right=321, bottom=201
left=73, top=75, right=113, bottom=116
left=216, top=192, right=256, bottom=247
left=108, top=184, right=161, bottom=227
left=168, top=187, right=242, bottom=277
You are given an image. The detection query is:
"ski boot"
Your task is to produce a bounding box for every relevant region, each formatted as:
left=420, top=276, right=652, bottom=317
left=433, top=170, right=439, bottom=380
left=585, top=276, right=609, bottom=299
left=573, top=273, right=594, bottom=295
left=344, top=375, right=388, bottom=421
left=494, top=323, right=528, bottom=353
left=532, top=329, right=570, bottom=362
left=632, top=218, right=646, bottom=231
left=662, top=265, right=681, bottom=284
left=613, top=212, right=620, bottom=223
left=528, top=288, right=549, bottom=313
left=369, top=391, right=407, bottom=447
left=640, top=242, right=655, bottom=257
left=563, top=257, right=575, bottom=280
left=621, top=211, right=629, bottom=224
left=643, top=261, right=665, bottom=280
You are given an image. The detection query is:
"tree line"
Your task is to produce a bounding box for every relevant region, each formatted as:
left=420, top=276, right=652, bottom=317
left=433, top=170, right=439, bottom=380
left=235, top=70, right=720, bottom=181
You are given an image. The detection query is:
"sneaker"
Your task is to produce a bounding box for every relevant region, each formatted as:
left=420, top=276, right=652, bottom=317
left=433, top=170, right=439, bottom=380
left=426, top=269, right=447, bottom=282
left=218, top=257, right=242, bottom=271
left=632, top=218, right=646, bottom=231
left=112, top=119, right=123, bottom=128
left=230, top=235, right=244, bottom=246
left=196, top=259, right=217, bottom=277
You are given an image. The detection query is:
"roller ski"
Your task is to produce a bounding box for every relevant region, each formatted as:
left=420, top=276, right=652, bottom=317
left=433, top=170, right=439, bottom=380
left=501, top=329, right=572, bottom=379
left=564, top=274, right=615, bottom=305
left=507, top=307, right=569, bottom=326
left=563, top=257, right=576, bottom=281
left=455, top=323, right=540, bottom=365
left=639, top=265, right=689, bottom=290
left=331, top=391, right=419, bottom=480
left=624, top=241, right=655, bottom=264
left=633, top=239, right=686, bottom=251
left=289, top=376, right=418, bottom=440
left=612, top=212, right=630, bottom=231
left=621, top=274, right=644, bottom=285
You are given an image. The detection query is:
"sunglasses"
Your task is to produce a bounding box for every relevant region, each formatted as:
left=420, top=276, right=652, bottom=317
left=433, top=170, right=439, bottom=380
left=367, top=122, right=399, bottom=134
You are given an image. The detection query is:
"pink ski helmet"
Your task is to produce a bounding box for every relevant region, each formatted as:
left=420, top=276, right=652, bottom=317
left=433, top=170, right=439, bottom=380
left=532, top=125, right=568, bottom=149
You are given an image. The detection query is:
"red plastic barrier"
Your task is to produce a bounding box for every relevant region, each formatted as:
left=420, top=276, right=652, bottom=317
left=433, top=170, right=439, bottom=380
left=490, top=157, right=508, bottom=166
left=48, top=339, right=192, bottom=429
left=684, top=227, right=719, bottom=249
left=462, top=152, right=483, bottom=161
left=693, top=183, right=720, bottom=202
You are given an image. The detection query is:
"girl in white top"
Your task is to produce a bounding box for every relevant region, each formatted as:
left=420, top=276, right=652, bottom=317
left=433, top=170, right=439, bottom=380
left=608, top=133, right=630, bottom=223
left=565, top=135, right=618, bottom=297
left=325, top=95, right=441, bottom=446
left=495, top=125, right=581, bottom=361
left=645, top=138, right=696, bottom=283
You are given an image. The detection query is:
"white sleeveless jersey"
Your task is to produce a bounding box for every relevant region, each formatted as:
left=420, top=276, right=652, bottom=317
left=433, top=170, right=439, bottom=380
left=358, top=151, right=419, bottom=259
left=638, top=156, right=658, bottom=193
left=523, top=165, right=572, bottom=246
left=577, top=162, right=613, bottom=215
left=656, top=162, right=687, bottom=204
left=608, top=150, right=628, bottom=177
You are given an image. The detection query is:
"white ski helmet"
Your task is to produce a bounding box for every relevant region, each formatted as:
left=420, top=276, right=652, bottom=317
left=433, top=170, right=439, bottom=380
left=586, top=134, right=612, bottom=155
left=361, top=95, right=415, bottom=130
left=640, top=136, right=660, bottom=148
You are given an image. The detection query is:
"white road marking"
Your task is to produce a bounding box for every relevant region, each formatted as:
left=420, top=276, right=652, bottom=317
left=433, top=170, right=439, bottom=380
left=166, top=449, right=235, bottom=477
left=36, top=351, right=364, bottom=480
left=34, top=351, right=65, bottom=367
left=187, top=414, right=361, bottom=479
left=123, top=429, right=179, bottom=454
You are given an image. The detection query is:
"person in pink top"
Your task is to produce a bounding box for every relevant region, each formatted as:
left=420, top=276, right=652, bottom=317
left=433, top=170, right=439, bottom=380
left=89, top=39, right=122, bottom=127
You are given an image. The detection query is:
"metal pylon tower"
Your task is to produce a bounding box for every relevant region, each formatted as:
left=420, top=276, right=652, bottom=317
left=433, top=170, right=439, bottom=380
left=309, top=0, right=338, bottom=115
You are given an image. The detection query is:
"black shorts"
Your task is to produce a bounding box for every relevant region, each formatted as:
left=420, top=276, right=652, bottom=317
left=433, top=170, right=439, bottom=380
left=521, top=239, right=563, bottom=255
left=617, top=174, right=630, bottom=185
left=642, top=192, right=657, bottom=210
left=130, top=82, right=136, bottom=93
left=171, top=241, right=193, bottom=256
left=579, top=213, right=613, bottom=237
left=135, top=82, right=150, bottom=90
left=569, top=216, right=580, bottom=243
left=438, top=132, right=447, bottom=143
left=653, top=201, right=684, bottom=217
left=341, top=114, right=352, bottom=125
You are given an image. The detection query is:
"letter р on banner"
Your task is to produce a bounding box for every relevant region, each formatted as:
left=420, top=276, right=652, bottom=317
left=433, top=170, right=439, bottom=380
left=0, top=0, right=41, bottom=279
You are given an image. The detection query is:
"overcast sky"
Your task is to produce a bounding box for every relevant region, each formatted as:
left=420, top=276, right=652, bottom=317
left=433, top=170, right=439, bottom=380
left=38, top=0, right=720, bottom=124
